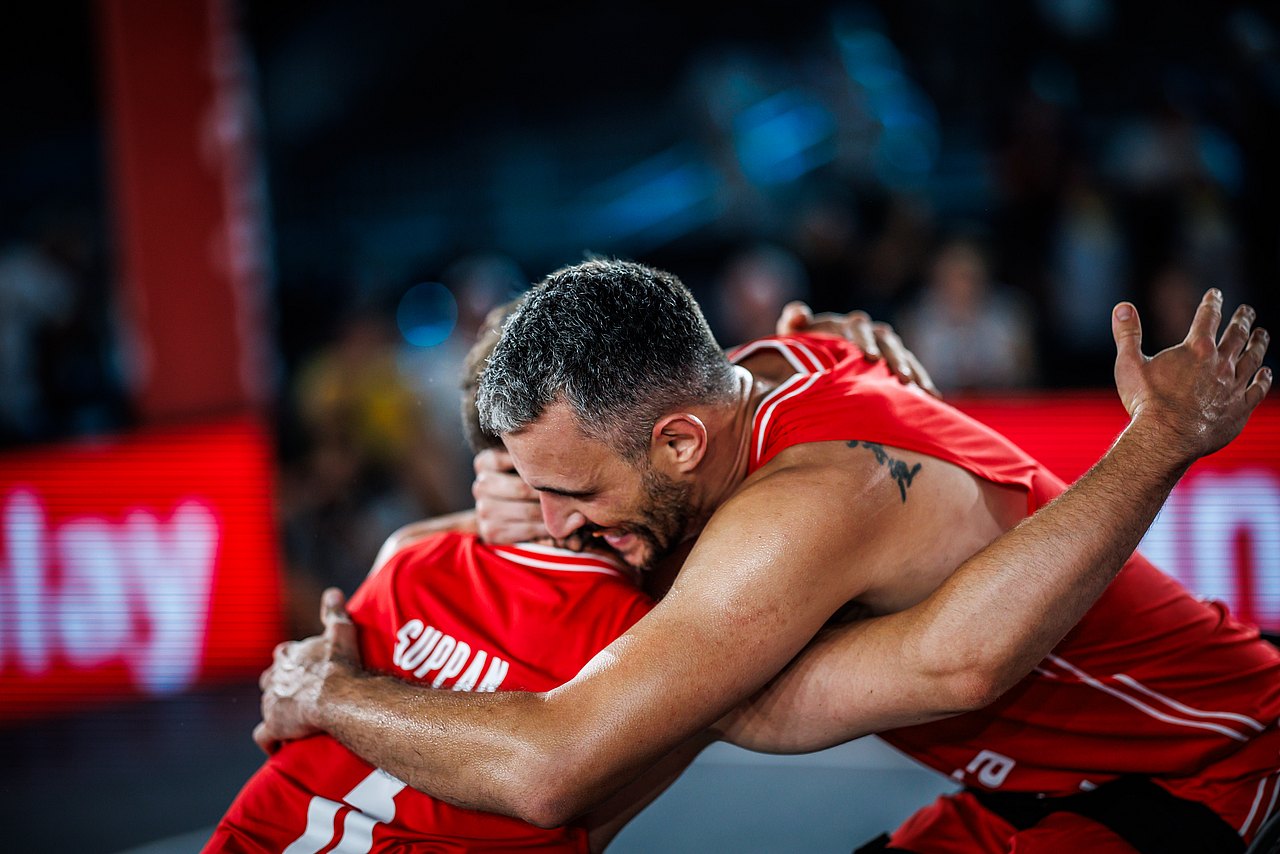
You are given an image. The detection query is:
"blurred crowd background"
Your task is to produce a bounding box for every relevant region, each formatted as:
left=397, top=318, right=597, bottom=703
left=3, top=0, right=1278, bottom=632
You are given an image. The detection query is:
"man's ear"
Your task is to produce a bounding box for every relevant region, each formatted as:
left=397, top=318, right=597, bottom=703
left=650, top=413, right=708, bottom=474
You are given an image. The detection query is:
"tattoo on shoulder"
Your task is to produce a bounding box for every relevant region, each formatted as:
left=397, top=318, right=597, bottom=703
left=847, top=441, right=922, bottom=503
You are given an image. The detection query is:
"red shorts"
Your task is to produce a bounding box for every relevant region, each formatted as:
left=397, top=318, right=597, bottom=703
left=889, top=790, right=1135, bottom=853
left=890, top=727, right=1280, bottom=853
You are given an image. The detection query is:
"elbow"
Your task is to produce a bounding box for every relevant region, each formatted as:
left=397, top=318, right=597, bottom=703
left=514, top=777, right=589, bottom=830
left=502, top=745, right=594, bottom=829
left=912, top=635, right=1013, bottom=716
left=521, top=797, right=577, bottom=831
left=937, top=664, right=1007, bottom=713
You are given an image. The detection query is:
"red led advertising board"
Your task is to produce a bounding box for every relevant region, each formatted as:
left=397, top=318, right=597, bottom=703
left=0, top=400, right=1274, bottom=723
left=0, top=418, right=284, bottom=722
left=955, top=395, right=1280, bottom=634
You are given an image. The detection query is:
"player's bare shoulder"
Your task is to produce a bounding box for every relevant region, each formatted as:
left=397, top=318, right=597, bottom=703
left=741, top=439, right=933, bottom=508
left=739, top=440, right=1028, bottom=614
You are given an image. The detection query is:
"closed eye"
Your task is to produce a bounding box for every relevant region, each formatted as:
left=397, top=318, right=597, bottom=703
left=534, top=484, right=597, bottom=500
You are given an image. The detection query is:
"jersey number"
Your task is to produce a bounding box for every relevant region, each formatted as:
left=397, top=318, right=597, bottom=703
left=283, top=769, right=408, bottom=854
left=951, top=749, right=1016, bottom=789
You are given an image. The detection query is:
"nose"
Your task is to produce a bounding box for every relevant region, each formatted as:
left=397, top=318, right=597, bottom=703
left=539, top=493, right=587, bottom=540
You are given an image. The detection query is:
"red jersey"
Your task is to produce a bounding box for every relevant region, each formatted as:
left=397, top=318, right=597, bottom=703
left=207, top=533, right=653, bottom=853
left=730, top=334, right=1280, bottom=830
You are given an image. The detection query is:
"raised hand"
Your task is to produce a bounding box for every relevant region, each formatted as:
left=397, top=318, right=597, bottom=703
left=472, top=448, right=548, bottom=544
left=776, top=301, right=940, bottom=397
left=1112, top=290, right=1271, bottom=465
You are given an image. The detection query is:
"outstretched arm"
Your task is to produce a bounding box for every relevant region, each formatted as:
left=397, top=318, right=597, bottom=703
left=723, top=292, right=1272, bottom=752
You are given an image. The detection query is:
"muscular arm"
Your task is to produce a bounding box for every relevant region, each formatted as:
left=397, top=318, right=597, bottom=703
left=721, top=414, right=1188, bottom=751
left=285, top=465, right=886, bottom=826
left=724, top=294, right=1272, bottom=752
left=260, top=294, right=1269, bottom=826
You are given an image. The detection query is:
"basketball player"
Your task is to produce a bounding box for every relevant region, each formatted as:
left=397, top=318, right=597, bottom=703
left=211, top=301, right=924, bottom=852
left=258, top=260, right=1274, bottom=851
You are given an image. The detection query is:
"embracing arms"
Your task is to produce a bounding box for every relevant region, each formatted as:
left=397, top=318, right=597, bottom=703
left=723, top=293, right=1272, bottom=751
left=258, top=293, right=1268, bottom=825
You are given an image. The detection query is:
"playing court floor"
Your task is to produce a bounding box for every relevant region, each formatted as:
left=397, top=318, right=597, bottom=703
left=2, top=682, right=955, bottom=852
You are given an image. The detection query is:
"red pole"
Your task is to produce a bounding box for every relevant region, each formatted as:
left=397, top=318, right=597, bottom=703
left=97, top=0, right=273, bottom=424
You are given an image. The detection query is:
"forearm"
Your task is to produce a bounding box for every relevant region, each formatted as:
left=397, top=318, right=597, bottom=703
left=907, top=414, right=1186, bottom=703
left=314, top=654, right=701, bottom=828
left=316, top=665, right=563, bottom=824
left=727, top=415, right=1192, bottom=753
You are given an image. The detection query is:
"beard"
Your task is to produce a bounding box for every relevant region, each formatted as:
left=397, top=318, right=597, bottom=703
left=628, top=465, right=696, bottom=572
left=561, top=467, right=696, bottom=573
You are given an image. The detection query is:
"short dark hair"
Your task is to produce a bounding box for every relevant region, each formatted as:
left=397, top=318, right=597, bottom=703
left=476, top=259, right=738, bottom=460
left=461, top=298, right=523, bottom=453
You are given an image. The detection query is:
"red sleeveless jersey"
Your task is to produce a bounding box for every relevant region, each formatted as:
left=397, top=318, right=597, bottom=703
left=729, top=334, right=1280, bottom=805
left=207, top=533, right=652, bottom=853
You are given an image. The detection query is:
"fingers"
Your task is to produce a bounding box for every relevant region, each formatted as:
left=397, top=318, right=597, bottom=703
left=474, top=448, right=516, bottom=475
left=776, top=301, right=814, bottom=335
left=320, top=587, right=351, bottom=624
left=830, top=310, right=876, bottom=355
left=1236, top=326, right=1270, bottom=382
left=481, top=519, right=551, bottom=544
left=473, top=467, right=538, bottom=501
left=1112, top=301, right=1144, bottom=364
left=1185, top=288, right=1224, bottom=347
left=871, top=321, right=917, bottom=383
left=1218, top=303, right=1256, bottom=359
left=320, top=587, right=358, bottom=664
left=907, top=354, right=941, bottom=398
left=1245, top=366, right=1274, bottom=410
left=253, top=722, right=280, bottom=756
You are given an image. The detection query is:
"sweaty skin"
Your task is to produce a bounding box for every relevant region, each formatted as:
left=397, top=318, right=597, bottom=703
left=257, top=293, right=1270, bottom=828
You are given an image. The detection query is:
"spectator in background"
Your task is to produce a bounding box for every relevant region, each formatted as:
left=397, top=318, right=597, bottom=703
left=283, top=309, right=449, bottom=634
left=996, top=91, right=1073, bottom=301
left=711, top=244, right=810, bottom=344
left=899, top=239, right=1036, bottom=391
left=1180, top=180, right=1244, bottom=299
left=790, top=193, right=862, bottom=313
left=1045, top=162, right=1128, bottom=385
left=0, top=234, right=77, bottom=443
left=1147, top=263, right=1204, bottom=353
left=859, top=192, right=935, bottom=319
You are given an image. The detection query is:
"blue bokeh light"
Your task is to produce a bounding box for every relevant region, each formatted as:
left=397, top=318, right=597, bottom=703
left=396, top=282, right=458, bottom=348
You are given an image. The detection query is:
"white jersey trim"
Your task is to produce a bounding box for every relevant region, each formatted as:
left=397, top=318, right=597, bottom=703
left=1111, top=673, right=1265, bottom=732
left=753, top=372, right=823, bottom=466
left=1240, top=769, right=1280, bottom=837
left=729, top=337, right=827, bottom=373
left=1046, top=654, right=1256, bottom=742
left=507, top=540, right=629, bottom=570
left=490, top=545, right=632, bottom=580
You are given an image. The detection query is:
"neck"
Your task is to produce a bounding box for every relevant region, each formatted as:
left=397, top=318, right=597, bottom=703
left=684, top=366, right=775, bottom=530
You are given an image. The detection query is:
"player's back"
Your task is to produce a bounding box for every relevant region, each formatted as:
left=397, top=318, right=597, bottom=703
left=207, top=532, right=652, bottom=853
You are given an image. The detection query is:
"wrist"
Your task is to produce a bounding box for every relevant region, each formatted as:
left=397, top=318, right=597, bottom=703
left=314, top=657, right=361, bottom=730
left=1113, top=414, right=1195, bottom=484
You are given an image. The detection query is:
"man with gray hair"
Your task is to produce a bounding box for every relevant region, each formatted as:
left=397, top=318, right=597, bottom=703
left=259, top=258, right=1276, bottom=851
